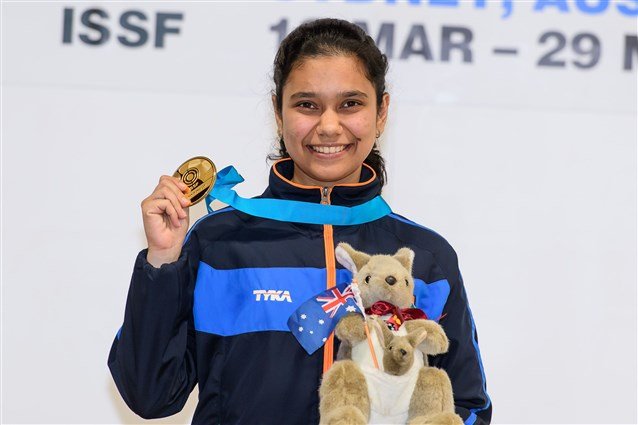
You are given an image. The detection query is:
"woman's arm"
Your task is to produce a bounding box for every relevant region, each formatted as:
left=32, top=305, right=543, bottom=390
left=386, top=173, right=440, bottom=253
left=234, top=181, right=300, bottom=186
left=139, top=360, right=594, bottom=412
left=107, top=238, right=200, bottom=419
left=431, top=258, right=492, bottom=425
left=108, top=175, right=199, bottom=419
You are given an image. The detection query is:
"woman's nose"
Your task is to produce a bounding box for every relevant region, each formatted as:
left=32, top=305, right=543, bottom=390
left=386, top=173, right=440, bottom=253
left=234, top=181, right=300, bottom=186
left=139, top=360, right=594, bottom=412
left=316, top=109, right=342, bottom=137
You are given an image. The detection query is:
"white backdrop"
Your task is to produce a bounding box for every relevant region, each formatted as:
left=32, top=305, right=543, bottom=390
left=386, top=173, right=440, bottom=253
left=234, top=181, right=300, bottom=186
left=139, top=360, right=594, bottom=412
left=2, top=1, right=636, bottom=424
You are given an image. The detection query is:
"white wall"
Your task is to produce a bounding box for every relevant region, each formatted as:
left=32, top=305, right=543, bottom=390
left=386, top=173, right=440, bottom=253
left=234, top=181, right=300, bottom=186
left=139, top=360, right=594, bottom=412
left=2, top=2, right=636, bottom=423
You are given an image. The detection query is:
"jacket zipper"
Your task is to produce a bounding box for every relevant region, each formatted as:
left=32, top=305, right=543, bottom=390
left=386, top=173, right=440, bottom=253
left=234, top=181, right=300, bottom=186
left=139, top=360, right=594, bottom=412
left=321, top=187, right=330, bottom=204
left=321, top=186, right=336, bottom=373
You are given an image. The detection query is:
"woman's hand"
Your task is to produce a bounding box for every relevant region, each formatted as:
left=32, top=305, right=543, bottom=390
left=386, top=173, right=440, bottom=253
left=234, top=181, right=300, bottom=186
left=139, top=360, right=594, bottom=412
left=141, top=176, right=192, bottom=268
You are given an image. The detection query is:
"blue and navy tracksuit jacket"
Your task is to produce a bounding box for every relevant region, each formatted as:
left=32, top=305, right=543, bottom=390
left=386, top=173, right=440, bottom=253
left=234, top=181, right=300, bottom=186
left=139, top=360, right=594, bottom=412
left=108, top=158, right=492, bottom=424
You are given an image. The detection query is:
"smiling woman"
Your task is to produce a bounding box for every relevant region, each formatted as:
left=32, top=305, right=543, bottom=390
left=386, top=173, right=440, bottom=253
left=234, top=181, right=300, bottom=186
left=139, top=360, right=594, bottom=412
left=270, top=19, right=391, bottom=189
left=108, top=17, right=491, bottom=425
left=272, top=55, right=389, bottom=187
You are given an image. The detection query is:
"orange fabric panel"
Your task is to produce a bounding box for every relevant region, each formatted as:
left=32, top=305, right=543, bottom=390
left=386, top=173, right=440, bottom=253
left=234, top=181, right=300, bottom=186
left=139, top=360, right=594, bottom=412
left=322, top=187, right=336, bottom=373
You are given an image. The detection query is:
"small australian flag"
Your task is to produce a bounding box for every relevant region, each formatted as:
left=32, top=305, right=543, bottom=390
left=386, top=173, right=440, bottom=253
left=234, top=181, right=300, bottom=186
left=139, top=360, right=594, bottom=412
left=287, top=282, right=363, bottom=355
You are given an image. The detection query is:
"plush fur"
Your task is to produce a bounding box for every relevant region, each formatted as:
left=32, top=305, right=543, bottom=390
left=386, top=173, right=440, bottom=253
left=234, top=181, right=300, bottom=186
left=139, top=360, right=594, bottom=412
left=319, top=243, right=463, bottom=425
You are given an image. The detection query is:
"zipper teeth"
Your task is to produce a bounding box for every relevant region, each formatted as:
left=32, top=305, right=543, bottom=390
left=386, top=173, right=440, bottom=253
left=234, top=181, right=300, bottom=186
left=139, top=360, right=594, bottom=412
left=322, top=186, right=335, bottom=373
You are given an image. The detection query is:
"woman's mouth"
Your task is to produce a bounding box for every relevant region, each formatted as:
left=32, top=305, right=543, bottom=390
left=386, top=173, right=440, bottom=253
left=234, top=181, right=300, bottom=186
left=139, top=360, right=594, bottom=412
left=307, top=144, right=353, bottom=156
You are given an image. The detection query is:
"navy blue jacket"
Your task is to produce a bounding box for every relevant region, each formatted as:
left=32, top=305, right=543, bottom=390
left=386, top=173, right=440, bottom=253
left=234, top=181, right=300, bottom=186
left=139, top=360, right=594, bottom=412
left=108, top=159, right=491, bottom=424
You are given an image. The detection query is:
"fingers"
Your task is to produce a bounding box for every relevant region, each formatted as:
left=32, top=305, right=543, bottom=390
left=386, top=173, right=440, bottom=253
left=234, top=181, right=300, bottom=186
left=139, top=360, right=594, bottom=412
left=154, top=199, right=183, bottom=228
left=158, top=175, right=191, bottom=201
left=163, top=175, right=191, bottom=195
left=152, top=187, right=188, bottom=220
left=150, top=176, right=192, bottom=218
left=141, top=176, right=193, bottom=229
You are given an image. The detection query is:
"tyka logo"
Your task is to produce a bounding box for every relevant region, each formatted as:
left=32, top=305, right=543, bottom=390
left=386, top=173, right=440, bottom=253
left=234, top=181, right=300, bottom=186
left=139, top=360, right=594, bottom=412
left=253, top=290, right=293, bottom=303
left=62, top=8, right=183, bottom=48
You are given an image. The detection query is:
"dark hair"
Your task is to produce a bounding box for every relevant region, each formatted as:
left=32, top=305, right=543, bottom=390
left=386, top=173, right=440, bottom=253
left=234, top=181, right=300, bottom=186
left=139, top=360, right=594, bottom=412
left=269, top=18, right=389, bottom=187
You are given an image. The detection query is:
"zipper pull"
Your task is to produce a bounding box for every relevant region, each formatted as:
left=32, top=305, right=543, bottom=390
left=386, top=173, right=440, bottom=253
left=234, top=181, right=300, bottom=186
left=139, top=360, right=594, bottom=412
left=321, top=187, right=330, bottom=205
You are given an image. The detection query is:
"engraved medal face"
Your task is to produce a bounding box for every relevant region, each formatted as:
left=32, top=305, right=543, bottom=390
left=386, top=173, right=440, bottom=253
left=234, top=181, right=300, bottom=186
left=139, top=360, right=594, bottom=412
left=172, top=156, right=217, bottom=206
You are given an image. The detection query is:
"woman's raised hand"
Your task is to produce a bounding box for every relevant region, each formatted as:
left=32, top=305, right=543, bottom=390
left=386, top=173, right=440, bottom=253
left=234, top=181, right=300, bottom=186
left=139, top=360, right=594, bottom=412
left=141, top=176, right=192, bottom=268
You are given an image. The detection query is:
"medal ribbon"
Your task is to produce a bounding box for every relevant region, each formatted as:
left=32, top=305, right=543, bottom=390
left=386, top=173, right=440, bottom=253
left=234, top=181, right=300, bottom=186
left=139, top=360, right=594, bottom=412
left=205, top=166, right=392, bottom=225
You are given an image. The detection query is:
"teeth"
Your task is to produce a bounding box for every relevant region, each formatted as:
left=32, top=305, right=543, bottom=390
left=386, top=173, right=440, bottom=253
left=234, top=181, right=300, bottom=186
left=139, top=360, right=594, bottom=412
left=310, top=145, right=347, bottom=154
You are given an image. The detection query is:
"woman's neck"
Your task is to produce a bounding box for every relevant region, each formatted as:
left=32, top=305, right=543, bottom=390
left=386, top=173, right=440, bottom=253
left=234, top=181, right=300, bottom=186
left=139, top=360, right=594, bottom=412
left=291, top=164, right=362, bottom=188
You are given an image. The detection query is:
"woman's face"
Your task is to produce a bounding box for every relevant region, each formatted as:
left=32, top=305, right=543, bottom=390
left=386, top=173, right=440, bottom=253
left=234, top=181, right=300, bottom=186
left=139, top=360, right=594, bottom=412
left=274, top=55, right=390, bottom=187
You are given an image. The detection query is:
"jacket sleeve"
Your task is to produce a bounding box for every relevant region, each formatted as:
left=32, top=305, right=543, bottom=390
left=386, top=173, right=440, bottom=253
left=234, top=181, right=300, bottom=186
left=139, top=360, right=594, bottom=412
left=107, top=233, right=200, bottom=419
left=429, top=250, right=492, bottom=425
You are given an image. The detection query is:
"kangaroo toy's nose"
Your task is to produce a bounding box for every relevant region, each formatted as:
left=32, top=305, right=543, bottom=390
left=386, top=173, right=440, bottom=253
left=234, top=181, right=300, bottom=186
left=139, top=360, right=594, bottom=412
left=385, top=276, right=397, bottom=285
left=400, top=349, right=407, bottom=356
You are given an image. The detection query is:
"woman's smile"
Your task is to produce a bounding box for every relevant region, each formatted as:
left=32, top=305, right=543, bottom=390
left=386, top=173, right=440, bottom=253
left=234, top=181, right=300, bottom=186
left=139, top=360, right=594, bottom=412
left=306, top=143, right=354, bottom=156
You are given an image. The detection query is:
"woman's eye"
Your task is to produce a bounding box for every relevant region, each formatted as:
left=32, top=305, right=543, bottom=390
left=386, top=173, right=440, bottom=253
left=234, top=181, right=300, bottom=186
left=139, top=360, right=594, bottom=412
left=296, top=102, right=316, bottom=109
left=365, top=275, right=371, bottom=284
left=342, top=100, right=361, bottom=108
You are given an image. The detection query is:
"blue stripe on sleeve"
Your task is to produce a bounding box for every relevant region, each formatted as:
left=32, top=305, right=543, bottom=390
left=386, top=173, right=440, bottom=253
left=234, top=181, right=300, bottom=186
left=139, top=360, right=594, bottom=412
left=388, top=213, right=446, bottom=239
left=465, top=412, right=477, bottom=425
left=465, top=278, right=492, bottom=414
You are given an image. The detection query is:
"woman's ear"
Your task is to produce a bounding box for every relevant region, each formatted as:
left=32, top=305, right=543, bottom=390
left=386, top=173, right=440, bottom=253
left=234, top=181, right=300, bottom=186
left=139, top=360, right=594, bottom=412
left=272, top=94, right=283, bottom=135
left=376, top=92, right=390, bottom=135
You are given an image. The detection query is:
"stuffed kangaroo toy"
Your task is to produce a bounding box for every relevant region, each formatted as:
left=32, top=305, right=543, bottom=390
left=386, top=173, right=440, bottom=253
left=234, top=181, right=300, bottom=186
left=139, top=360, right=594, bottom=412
left=319, top=243, right=463, bottom=425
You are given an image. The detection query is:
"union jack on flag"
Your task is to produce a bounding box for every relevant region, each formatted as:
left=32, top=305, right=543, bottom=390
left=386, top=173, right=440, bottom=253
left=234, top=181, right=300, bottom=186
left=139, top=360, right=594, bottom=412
left=316, top=285, right=355, bottom=318
left=287, top=282, right=362, bottom=355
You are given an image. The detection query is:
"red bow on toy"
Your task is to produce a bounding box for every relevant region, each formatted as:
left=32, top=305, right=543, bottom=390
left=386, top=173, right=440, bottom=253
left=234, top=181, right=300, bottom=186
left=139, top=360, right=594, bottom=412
left=365, top=301, right=428, bottom=330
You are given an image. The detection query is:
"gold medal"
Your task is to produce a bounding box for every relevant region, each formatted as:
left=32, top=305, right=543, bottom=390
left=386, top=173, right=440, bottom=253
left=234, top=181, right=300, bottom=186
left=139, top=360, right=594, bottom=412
left=173, top=156, right=217, bottom=206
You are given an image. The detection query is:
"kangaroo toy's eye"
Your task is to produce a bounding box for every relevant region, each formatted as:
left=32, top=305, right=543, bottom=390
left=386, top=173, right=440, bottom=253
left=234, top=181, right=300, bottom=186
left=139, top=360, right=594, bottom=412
left=405, top=279, right=409, bottom=286
left=388, top=345, right=393, bottom=350
left=365, top=275, right=371, bottom=284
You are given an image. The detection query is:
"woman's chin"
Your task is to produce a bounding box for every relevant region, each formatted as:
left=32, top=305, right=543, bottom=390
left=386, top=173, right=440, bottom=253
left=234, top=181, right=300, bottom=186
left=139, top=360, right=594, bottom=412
left=306, top=166, right=362, bottom=186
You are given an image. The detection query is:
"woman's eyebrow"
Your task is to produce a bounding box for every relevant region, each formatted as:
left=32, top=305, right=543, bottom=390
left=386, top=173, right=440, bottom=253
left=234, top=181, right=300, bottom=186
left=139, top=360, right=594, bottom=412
left=289, top=90, right=368, bottom=99
left=290, top=91, right=316, bottom=99
left=339, top=90, right=368, bottom=98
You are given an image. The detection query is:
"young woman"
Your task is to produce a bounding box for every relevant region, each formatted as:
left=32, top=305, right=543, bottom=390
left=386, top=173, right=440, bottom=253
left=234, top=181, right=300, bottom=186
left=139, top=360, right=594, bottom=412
left=108, top=18, right=491, bottom=425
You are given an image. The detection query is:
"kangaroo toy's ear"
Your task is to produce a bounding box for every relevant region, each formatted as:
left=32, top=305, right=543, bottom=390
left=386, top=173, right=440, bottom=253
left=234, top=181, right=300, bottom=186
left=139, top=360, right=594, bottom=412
left=335, top=242, right=371, bottom=274
left=393, top=247, right=415, bottom=274
left=369, top=316, right=392, bottom=346
left=407, top=329, right=428, bottom=348
left=335, top=244, right=357, bottom=274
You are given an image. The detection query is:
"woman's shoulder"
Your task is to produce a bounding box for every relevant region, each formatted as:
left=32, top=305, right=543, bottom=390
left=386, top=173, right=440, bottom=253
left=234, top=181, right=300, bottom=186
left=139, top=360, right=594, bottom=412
left=377, top=213, right=464, bottom=287
left=183, top=206, right=242, bottom=244
left=378, top=212, right=460, bottom=263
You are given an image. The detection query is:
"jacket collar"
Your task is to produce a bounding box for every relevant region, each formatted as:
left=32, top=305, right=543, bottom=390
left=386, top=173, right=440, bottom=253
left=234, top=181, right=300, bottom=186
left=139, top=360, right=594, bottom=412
left=261, top=158, right=382, bottom=207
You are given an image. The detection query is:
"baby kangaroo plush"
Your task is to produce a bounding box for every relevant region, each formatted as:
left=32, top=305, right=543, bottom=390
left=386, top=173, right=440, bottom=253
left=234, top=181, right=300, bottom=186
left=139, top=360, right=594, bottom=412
left=370, top=316, right=427, bottom=377
left=319, top=243, right=463, bottom=425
